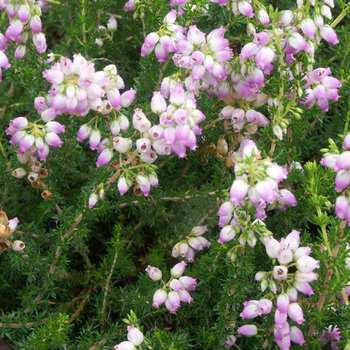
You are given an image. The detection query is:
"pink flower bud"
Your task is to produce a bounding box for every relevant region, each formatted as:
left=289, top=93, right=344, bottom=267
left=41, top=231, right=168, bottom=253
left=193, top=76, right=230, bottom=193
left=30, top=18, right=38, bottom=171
left=320, top=154, right=338, bottom=168
left=171, top=261, right=187, bottom=278
left=144, top=32, right=159, bottom=48
left=191, top=226, right=207, bottom=236
left=277, top=293, right=290, bottom=314
left=136, top=175, right=151, bottom=196
left=8, top=217, right=19, bottom=231
left=230, top=179, right=248, bottom=204
left=274, top=309, right=287, bottom=329
left=89, top=130, right=101, bottom=150
left=336, top=196, right=349, bottom=219
left=127, top=325, right=143, bottom=346
left=264, top=236, right=280, bottom=258
left=179, top=276, right=196, bottom=291
left=118, top=177, right=130, bottom=196
left=169, top=83, right=186, bottom=106
left=240, top=301, right=259, bottom=319
left=218, top=226, right=235, bottom=244
left=0, top=51, right=10, bottom=69
left=155, top=43, right=168, bottom=62
left=288, top=303, right=305, bottom=324
left=107, top=16, right=117, bottom=32
left=121, top=88, right=136, bottom=108
left=294, top=281, right=313, bottom=296
left=32, top=32, right=47, bottom=55
left=188, top=237, right=203, bottom=251
left=30, top=15, right=42, bottom=33
left=296, top=256, right=320, bottom=273
left=290, top=326, right=306, bottom=345
left=151, top=92, right=167, bottom=115
left=295, top=271, right=318, bottom=283
left=153, top=289, right=167, bottom=308
left=14, top=45, right=26, bottom=60
left=237, top=325, right=257, bottom=336
left=320, top=25, right=339, bottom=45
left=96, top=149, right=113, bottom=167
left=257, top=9, right=270, bottom=26
left=167, top=291, right=180, bottom=309
left=178, top=289, right=193, bottom=303
left=89, top=193, right=98, bottom=209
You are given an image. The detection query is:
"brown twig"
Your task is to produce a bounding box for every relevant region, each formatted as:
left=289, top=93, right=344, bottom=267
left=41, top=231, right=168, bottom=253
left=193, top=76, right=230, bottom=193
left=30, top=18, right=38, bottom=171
left=0, top=318, right=48, bottom=328
left=68, top=287, right=92, bottom=325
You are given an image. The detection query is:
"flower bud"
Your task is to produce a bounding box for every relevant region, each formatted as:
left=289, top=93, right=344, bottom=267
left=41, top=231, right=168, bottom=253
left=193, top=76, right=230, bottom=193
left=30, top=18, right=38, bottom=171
left=145, top=265, right=162, bottom=281
left=171, top=261, right=187, bottom=278
left=127, top=325, right=144, bottom=346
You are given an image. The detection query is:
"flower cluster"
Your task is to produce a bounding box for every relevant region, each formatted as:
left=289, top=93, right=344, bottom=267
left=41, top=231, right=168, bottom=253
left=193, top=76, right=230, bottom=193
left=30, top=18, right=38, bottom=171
left=117, top=172, right=159, bottom=197
left=238, top=230, right=320, bottom=349
left=173, top=25, right=233, bottom=92
left=0, top=0, right=46, bottom=70
left=8, top=54, right=136, bottom=169
left=40, top=54, right=135, bottom=118
left=7, top=116, right=65, bottom=162
left=299, top=67, right=342, bottom=112
left=141, top=10, right=185, bottom=62
left=319, top=325, right=341, bottom=349
left=321, top=134, right=350, bottom=225
left=147, top=261, right=196, bottom=313
left=95, top=15, right=117, bottom=47
left=172, top=225, right=210, bottom=262
left=217, top=2, right=340, bottom=135
left=145, top=82, right=205, bottom=158
left=114, top=325, right=144, bottom=350
left=218, top=139, right=296, bottom=223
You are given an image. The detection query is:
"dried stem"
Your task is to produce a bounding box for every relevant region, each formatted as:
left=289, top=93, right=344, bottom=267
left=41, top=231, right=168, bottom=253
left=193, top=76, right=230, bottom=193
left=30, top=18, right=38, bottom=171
left=0, top=318, right=48, bottom=328
left=68, top=287, right=92, bottom=325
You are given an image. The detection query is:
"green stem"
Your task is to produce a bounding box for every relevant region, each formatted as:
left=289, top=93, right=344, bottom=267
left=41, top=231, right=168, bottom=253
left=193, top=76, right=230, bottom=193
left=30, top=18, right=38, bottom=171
left=331, top=4, right=350, bottom=28
left=317, top=208, right=349, bottom=306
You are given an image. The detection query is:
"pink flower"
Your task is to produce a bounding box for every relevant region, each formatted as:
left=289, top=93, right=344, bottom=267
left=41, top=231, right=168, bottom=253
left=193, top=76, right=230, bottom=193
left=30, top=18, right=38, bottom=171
left=230, top=179, right=248, bottom=203
left=237, top=325, right=258, bottom=336
left=146, top=266, right=162, bottom=281
left=288, top=303, right=305, bottom=324
left=320, top=25, right=339, bottom=45
left=96, top=149, right=113, bottom=167
left=153, top=289, right=167, bottom=308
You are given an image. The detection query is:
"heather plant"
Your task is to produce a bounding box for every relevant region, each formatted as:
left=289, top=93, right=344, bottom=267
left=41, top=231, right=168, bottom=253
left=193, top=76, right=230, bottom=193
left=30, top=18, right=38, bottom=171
left=0, top=0, right=350, bottom=349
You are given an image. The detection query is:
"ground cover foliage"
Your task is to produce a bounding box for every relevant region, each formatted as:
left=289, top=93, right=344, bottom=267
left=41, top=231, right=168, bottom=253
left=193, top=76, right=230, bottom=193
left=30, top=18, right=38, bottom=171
left=0, top=0, right=350, bottom=349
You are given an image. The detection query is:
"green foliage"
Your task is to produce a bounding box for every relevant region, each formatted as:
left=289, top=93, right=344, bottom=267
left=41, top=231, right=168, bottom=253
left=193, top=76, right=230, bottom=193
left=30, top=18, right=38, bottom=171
left=0, top=0, right=350, bottom=349
left=19, top=313, right=70, bottom=350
